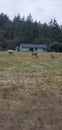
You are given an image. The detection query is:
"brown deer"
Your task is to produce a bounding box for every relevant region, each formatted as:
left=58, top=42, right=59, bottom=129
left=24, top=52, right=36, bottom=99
left=32, top=52, right=38, bottom=58
left=51, top=53, right=55, bottom=58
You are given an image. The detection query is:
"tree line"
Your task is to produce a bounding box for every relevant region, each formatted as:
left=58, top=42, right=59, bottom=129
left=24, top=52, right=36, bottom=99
left=0, top=13, right=62, bottom=52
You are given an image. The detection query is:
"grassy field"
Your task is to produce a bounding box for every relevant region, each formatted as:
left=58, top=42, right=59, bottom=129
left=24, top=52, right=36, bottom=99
left=0, top=51, right=62, bottom=130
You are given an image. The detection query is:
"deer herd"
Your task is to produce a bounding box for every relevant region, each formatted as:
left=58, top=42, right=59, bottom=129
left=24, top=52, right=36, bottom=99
left=8, top=50, right=55, bottom=59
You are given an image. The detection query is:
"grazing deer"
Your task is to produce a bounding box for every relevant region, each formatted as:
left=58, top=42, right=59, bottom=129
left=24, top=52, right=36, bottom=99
left=51, top=53, right=55, bottom=58
left=8, top=50, right=14, bottom=54
left=32, top=52, right=38, bottom=58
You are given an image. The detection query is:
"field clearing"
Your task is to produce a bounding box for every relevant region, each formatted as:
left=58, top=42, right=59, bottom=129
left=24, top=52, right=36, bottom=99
left=0, top=51, right=62, bottom=130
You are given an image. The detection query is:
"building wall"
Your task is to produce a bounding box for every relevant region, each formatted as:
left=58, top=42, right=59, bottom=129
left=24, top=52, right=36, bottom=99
left=19, top=44, right=47, bottom=52
left=20, top=47, right=46, bottom=52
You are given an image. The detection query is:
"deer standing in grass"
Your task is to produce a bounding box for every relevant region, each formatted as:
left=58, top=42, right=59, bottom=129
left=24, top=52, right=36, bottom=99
left=8, top=50, right=14, bottom=54
left=32, top=52, right=38, bottom=58
left=51, top=53, right=55, bottom=58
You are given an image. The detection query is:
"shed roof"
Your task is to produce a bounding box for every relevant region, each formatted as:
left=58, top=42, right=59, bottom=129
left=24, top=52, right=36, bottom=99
left=20, top=43, right=47, bottom=48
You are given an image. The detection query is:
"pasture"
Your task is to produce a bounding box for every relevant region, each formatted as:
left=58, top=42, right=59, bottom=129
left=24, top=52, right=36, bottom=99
left=0, top=51, right=62, bottom=130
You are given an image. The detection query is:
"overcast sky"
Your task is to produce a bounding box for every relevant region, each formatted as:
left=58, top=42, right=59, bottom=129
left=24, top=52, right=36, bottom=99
left=0, top=0, right=62, bottom=25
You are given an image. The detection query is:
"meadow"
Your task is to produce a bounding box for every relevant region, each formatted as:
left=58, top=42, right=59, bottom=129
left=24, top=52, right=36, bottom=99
left=0, top=51, right=62, bottom=130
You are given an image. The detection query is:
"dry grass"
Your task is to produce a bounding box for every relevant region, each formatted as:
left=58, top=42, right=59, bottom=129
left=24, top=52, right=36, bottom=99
left=0, top=51, right=62, bottom=130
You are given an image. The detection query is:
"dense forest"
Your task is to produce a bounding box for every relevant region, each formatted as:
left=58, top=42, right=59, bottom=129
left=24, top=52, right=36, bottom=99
left=0, top=13, right=62, bottom=52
